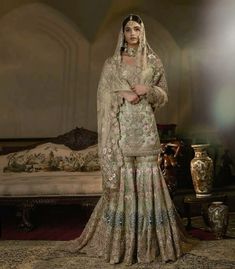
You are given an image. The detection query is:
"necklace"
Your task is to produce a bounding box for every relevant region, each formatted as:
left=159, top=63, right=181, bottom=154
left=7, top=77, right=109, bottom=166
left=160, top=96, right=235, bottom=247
left=124, top=46, right=137, bottom=57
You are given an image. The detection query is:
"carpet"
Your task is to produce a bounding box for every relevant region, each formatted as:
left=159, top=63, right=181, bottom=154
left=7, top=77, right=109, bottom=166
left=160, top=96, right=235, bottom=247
left=0, top=240, right=235, bottom=269
left=0, top=205, right=90, bottom=240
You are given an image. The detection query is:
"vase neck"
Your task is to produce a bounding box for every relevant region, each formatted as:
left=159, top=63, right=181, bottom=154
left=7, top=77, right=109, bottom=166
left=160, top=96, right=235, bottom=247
left=195, top=150, right=208, bottom=158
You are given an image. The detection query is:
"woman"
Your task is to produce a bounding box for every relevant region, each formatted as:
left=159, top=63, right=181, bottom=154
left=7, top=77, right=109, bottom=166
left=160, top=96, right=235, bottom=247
left=65, top=14, right=195, bottom=265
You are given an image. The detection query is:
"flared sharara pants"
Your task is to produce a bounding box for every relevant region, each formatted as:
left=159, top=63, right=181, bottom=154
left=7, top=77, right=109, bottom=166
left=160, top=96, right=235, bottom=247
left=69, top=155, right=190, bottom=264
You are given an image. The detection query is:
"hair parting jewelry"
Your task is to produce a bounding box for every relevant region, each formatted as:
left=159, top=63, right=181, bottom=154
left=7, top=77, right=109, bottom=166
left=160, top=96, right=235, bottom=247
left=122, top=14, right=142, bottom=31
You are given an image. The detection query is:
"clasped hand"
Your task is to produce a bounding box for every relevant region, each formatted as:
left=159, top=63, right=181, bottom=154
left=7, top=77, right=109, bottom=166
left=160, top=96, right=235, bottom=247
left=120, top=84, right=149, bottom=104
left=131, top=84, right=149, bottom=96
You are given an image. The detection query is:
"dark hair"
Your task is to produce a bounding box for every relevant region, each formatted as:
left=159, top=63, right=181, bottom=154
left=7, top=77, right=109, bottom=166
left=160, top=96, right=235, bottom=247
left=122, top=14, right=142, bottom=31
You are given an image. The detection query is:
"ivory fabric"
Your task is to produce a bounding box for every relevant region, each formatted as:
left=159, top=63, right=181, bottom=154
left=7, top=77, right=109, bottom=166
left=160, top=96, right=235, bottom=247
left=97, top=20, right=168, bottom=191
left=118, top=63, right=162, bottom=156
left=0, top=169, right=102, bottom=197
left=64, top=156, right=195, bottom=264
left=57, top=16, right=196, bottom=265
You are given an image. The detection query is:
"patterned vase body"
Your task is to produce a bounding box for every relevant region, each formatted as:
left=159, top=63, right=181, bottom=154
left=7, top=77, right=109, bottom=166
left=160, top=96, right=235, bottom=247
left=190, top=144, right=213, bottom=198
left=208, top=201, right=229, bottom=239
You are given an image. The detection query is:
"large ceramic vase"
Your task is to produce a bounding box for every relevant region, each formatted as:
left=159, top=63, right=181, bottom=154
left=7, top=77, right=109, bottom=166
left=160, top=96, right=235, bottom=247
left=208, top=201, right=229, bottom=239
left=190, top=144, right=213, bottom=198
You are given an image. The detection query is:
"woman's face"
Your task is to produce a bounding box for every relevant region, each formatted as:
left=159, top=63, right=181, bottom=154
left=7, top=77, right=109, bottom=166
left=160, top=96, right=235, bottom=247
left=124, top=21, right=141, bottom=47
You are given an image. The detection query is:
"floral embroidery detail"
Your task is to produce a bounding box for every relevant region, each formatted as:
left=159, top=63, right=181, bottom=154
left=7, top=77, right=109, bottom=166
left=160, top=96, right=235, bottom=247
left=118, top=64, right=162, bottom=157
left=103, top=208, right=176, bottom=229
left=155, top=208, right=177, bottom=227
left=4, top=143, right=99, bottom=172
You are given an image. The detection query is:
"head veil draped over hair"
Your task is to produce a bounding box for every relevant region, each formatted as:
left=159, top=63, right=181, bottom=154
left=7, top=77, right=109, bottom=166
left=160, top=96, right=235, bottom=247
left=97, top=14, right=168, bottom=193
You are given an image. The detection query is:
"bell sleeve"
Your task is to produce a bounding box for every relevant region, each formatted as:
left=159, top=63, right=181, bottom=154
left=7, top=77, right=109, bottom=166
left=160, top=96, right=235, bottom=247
left=146, top=58, right=168, bottom=109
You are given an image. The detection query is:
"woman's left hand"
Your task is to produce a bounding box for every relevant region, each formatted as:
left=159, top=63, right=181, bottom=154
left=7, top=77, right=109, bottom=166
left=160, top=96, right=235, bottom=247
left=131, top=84, right=149, bottom=96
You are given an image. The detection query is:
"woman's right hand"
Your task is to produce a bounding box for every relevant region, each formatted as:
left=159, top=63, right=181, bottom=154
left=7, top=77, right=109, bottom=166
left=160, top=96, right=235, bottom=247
left=119, top=91, right=140, bottom=104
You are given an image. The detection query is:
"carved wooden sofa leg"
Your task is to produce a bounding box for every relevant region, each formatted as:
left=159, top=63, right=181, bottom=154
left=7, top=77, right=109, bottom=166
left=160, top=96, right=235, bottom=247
left=16, top=202, right=35, bottom=231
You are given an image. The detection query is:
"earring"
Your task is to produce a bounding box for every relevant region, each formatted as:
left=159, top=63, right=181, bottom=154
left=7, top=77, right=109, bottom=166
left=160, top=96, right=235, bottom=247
left=124, top=41, right=128, bottom=52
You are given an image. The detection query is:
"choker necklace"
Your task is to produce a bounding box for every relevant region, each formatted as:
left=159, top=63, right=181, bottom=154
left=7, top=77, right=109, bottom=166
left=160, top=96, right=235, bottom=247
left=124, top=47, right=137, bottom=57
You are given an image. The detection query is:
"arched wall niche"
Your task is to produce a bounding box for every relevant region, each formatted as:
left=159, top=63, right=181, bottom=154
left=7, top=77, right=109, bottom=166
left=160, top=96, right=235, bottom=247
left=0, top=6, right=185, bottom=136
left=0, top=3, right=89, bottom=138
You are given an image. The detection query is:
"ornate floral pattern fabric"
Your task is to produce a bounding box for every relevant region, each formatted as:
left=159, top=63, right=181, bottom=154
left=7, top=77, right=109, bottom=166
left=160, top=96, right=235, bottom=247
left=3, top=143, right=99, bottom=172
left=59, top=16, right=197, bottom=265
left=118, top=63, right=161, bottom=156
left=63, top=157, right=195, bottom=264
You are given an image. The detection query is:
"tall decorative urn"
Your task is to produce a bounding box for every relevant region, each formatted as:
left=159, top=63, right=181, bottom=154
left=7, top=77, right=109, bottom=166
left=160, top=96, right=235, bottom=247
left=190, top=144, right=213, bottom=198
left=208, top=201, right=229, bottom=239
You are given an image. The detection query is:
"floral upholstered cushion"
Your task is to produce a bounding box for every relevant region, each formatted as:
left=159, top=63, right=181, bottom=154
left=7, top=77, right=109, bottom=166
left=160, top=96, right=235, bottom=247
left=3, top=143, right=100, bottom=173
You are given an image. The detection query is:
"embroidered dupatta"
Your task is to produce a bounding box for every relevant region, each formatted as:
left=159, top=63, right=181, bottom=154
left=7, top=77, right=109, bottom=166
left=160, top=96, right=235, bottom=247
left=97, top=18, right=168, bottom=193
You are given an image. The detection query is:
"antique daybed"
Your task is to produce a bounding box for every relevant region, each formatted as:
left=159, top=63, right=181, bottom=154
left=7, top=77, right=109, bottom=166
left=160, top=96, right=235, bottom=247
left=0, top=128, right=102, bottom=230
left=0, top=127, right=187, bottom=231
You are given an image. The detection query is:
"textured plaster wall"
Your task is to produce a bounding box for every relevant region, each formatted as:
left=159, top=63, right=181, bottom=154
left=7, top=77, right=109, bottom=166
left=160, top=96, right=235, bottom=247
left=0, top=0, right=234, bottom=164
left=0, top=3, right=89, bottom=137
left=0, top=2, right=181, bottom=137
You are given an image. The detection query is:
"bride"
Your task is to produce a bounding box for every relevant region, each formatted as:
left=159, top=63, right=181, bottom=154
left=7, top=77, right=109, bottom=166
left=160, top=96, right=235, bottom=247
left=62, top=14, right=196, bottom=265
